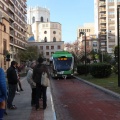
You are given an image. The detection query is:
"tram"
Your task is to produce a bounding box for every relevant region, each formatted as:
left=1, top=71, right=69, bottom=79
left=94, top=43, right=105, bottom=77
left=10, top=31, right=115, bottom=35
left=50, top=51, right=74, bottom=79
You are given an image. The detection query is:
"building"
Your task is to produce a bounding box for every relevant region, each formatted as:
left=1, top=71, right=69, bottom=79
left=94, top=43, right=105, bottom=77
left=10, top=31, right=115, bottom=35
left=0, top=0, right=28, bottom=63
left=77, top=23, right=95, bottom=39
left=77, top=23, right=97, bottom=52
left=0, top=12, right=10, bottom=70
left=27, top=6, right=64, bottom=62
left=94, top=0, right=120, bottom=54
left=28, top=41, right=64, bottom=64
left=81, top=35, right=99, bottom=53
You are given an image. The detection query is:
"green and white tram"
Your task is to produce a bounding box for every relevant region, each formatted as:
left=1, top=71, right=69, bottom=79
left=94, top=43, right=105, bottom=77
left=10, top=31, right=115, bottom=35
left=50, top=51, right=74, bottom=79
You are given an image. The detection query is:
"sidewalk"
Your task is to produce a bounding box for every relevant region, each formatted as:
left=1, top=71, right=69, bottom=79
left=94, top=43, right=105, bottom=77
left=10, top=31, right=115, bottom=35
left=4, top=77, right=56, bottom=120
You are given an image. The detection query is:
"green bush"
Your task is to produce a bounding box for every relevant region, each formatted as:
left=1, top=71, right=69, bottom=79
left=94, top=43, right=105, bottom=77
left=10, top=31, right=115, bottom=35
left=77, top=64, right=90, bottom=75
left=90, top=63, right=112, bottom=78
left=112, top=64, right=118, bottom=74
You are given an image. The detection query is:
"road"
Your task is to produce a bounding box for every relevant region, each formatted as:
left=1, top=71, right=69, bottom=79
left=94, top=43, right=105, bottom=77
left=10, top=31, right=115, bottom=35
left=50, top=77, right=120, bottom=120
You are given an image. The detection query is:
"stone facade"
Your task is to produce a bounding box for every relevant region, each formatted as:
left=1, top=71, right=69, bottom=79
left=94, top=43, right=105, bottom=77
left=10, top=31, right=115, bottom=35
left=0, top=15, right=10, bottom=70
left=27, top=6, right=64, bottom=62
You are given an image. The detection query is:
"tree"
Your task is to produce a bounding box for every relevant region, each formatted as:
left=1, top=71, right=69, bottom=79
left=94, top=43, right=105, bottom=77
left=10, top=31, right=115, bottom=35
left=98, top=51, right=112, bottom=63
left=18, top=46, right=39, bottom=62
left=64, top=40, right=92, bottom=66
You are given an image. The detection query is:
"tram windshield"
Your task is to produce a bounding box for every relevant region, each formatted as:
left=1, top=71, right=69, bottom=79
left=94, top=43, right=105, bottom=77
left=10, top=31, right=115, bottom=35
left=53, top=57, right=72, bottom=71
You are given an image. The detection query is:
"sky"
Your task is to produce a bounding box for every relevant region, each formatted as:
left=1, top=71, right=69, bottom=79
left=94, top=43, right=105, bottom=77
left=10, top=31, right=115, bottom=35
left=27, top=0, right=94, bottom=43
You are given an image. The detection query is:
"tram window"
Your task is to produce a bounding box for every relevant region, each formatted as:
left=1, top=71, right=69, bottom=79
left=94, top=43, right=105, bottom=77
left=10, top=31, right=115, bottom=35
left=58, top=58, right=67, bottom=60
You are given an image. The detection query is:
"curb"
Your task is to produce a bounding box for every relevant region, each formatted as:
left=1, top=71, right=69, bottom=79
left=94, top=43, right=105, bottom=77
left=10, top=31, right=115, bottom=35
left=44, top=87, right=57, bottom=120
left=74, top=76, right=120, bottom=99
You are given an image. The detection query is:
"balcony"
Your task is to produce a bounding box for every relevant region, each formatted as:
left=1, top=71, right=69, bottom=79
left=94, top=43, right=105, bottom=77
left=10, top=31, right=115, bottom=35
left=100, top=20, right=106, bottom=24
left=108, top=21, right=115, bottom=24
left=99, top=14, right=106, bottom=18
left=99, top=8, right=106, bottom=13
left=9, top=13, right=14, bottom=21
left=9, top=0, right=15, bottom=5
left=24, top=2, right=27, bottom=8
left=10, top=22, right=14, bottom=29
left=99, top=2, right=105, bottom=7
left=100, top=26, right=106, bottom=30
left=24, top=9, right=27, bottom=14
left=9, top=4, right=14, bottom=13
left=108, top=26, right=115, bottom=30
left=10, top=31, right=14, bottom=36
left=100, top=31, right=106, bottom=35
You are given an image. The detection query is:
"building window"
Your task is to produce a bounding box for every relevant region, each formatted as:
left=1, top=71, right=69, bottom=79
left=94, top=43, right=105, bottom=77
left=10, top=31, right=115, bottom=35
left=53, top=37, right=56, bottom=42
left=93, top=42, right=97, bottom=47
left=3, top=40, right=7, bottom=55
left=32, top=17, right=35, bottom=23
left=44, top=31, right=47, bottom=34
left=46, top=46, right=49, bottom=49
left=93, top=49, right=97, bottom=52
left=53, top=31, right=56, bottom=34
left=44, top=37, right=47, bottom=42
left=57, top=45, right=61, bottom=49
left=41, top=17, right=43, bottom=22
left=4, top=6, right=7, bottom=11
left=46, top=52, right=49, bottom=56
left=51, top=46, right=54, bottom=49
left=40, top=46, right=43, bottom=50
left=3, top=25, right=6, bottom=32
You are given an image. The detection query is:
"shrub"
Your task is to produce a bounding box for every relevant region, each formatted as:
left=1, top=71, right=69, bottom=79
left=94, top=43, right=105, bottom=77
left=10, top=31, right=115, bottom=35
left=90, top=63, right=111, bottom=78
left=112, top=64, right=118, bottom=74
left=77, top=64, right=90, bottom=75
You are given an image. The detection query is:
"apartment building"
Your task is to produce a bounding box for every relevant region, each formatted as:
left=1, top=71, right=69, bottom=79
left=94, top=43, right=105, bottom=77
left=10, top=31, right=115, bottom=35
left=27, top=6, right=64, bottom=62
left=77, top=23, right=96, bottom=52
left=0, top=0, right=27, bottom=62
left=0, top=12, right=10, bottom=70
left=81, top=35, right=99, bottom=53
left=94, top=0, right=120, bottom=54
left=77, top=23, right=95, bottom=38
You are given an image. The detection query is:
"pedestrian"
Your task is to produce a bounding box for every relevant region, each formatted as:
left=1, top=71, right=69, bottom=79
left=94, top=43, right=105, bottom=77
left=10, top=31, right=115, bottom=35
left=33, top=57, right=49, bottom=110
left=16, top=62, right=23, bottom=93
left=27, top=62, right=36, bottom=106
left=6, top=61, right=18, bottom=109
left=0, top=68, right=7, bottom=119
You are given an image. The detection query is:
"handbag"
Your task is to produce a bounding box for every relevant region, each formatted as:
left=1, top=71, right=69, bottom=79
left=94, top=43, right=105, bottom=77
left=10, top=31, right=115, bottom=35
left=41, top=72, right=49, bottom=87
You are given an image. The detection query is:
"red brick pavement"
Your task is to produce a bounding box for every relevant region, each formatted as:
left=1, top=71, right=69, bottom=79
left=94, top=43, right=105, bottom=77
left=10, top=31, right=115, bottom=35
left=29, top=100, right=44, bottom=120
left=50, top=78, right=120, bottom=120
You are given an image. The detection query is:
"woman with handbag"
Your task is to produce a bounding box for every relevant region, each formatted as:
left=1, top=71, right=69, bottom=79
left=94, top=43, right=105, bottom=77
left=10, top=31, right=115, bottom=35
left=0, top=68, right=7, bottom=119
left=33, top=57, right=49, bottom=110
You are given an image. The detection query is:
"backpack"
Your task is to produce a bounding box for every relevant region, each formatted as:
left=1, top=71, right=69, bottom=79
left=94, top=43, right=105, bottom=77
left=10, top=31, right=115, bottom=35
left=41, top=72, right=49, bottom=87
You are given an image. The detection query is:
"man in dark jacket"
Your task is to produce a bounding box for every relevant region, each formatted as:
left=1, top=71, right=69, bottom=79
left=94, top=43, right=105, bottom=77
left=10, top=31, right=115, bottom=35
left=7, top=61, right=18, bottom=109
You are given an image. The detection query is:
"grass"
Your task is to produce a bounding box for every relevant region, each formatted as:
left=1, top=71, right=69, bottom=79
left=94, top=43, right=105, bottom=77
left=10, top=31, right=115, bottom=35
left=76, top=73, right=120, bottom=94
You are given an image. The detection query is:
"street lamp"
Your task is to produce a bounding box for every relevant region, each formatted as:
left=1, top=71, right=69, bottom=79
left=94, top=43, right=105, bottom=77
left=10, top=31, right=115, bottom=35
left=80, top=32, right=87, bottom=75
left=117, top=7, right=120, bottom=87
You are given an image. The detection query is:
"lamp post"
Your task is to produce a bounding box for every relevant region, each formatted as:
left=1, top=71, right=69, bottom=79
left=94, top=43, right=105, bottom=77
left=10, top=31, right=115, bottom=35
left=117, top=7, right=120, bottom=87
left=80, top=32, right=87, bottom=75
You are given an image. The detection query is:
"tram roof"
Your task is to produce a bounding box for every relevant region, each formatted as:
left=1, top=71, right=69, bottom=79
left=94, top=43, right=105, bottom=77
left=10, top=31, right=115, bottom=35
left=52, top=51, right=73, bottom=57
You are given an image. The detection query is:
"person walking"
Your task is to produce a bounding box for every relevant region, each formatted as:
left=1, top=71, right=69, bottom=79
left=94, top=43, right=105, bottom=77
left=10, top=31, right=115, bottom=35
left=6, top=61, right=18, bottom=109
left=27, top=62, right=36, bottom=106
left=33, top=57, right=49, bottom=110
left=0, top=68, right=7, bottom=120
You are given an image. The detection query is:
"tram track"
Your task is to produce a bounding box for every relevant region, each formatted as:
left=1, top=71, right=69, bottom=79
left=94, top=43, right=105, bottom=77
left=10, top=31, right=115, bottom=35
left=50, top=75, right=120, bottom=120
